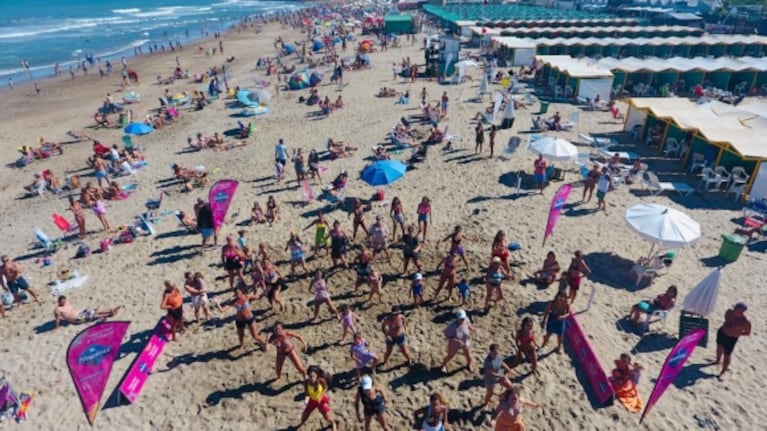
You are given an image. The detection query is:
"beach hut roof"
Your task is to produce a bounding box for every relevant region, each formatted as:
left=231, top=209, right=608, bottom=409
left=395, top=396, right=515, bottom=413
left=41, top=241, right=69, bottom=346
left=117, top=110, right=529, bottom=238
left=491, top=34, right=767, bottom=48
left=591, top=55, right=767, bottom=73
left=535, top=55, right=613, bottom=78
left=628, top=98, right=767, bottom=160
left=470, top=24, right=700, bottom=37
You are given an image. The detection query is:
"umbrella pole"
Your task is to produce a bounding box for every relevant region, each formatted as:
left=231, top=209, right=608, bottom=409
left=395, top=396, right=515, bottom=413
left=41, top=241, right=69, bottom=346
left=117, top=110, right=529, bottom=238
left=646, top=243, right=655, bottom=260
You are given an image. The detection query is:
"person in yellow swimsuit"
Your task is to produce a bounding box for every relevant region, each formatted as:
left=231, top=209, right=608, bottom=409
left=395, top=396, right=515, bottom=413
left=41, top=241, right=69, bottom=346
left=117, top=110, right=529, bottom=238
left=297, top=366, right=337, bottom=430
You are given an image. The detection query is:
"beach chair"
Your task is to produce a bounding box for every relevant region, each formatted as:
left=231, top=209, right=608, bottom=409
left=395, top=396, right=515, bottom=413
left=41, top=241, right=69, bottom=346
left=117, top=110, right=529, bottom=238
left=145, top=191, right=167, bottom=220
left=688, top=153, right=707, bottom=173
left=714, top=166, right=731, bottom=190
left=34, top=229, right=58, bottom=253
left=175, top=211, right=198, bottom=234
left=629, top=256, right=665, bottom=287
left=642, top=172, right=694, bottom=197
left=699, top=168, right=721, bottom=191
left=644, top=305, right=675, bottom=331
left=578, top=133, right=615, bottom=150
left=662, top=138, right=680, bottom=158
left=560, top=112, right=579, bottom=130
left=321, top=186, right=344, bottom=209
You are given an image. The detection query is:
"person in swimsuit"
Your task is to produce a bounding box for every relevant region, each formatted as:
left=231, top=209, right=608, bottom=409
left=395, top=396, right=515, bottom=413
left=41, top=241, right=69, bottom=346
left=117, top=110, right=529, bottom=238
left=266, top=195, right=280, bottom=225
left=715, top=303, right=751, bottom=380
left=389, top=197, right=406, bottom=241
left=540, top=291, right=570, bottom=353
left=417, top=196, right=432, bottom=242
left=355, top=375, right=391, bottom=431
left=582, top=164, right=601, bottom=202
left=183, top=271, right=211, bottom=324
left=221, top=235, right=245, bottom=289
left=366, top=269, right=384, bottom=303
left=92, top=197, right=111, bottom=232
left=411, top=273, right=425, bottom=306
left=401, top=224, right=423, bottom=274
left=285, top=231, right=310, bottom=275
left=93, top=157, right=108, bottom=188
left=251, top=201, right=267, bottom=225
left=68, top=195, right=87, bottom=239
left=512, top=317, right=540, bottom=376
left=434, top=252, right=458, bottom=301
left=0, top=256, right=41, bottom=305
left=269, top=321, right=308, bottom=384
left=491, top=386, right=542, bottom=431
left=629, top=285, right=677, bottom=325
left=308, top=270, right=338, bottom=321
left=566, top=251, right=591, bottom=304
left=53, top=295, right=121, bottom=329
left=351, top=332, right=380, bottom=380
left=298, top=366, right=338, bottom=430
left=349, top=198, right=370, bottom=241
left=439, top=309, right=477, bottom=373
left=442, top=225, right=472, bottom=268
left=533, top=154, right=547, bottom=194
left=380, top=306, right=414, bottom=367
left=475, top=122, right=485, bottom=155
left=338, top=304, right=358, bottom=344
left=485, top=256, right=511, bottom=310
left=482, top=344, right=517, bottom=406
left=533, top=252, right=560, bottom=286
left=261, top=259, right=286, bottom=311
left=329, top=220, right=349, bottom=269
left=369, top=216, right=392, bottom=262
left=414, top=392, right=452, bottom=431
left=491, top=230, right=511, bottom=275
left=219, top=285, right=267, bottom=353
left=304, top=212, right=331, bottom=258
left=610, top=353, right=643, bottom=388
left=293, top=148, right=306, bottom=182
left=160, top=280, right=185, bottom=341
left=354, top=246, right=374, bottom=292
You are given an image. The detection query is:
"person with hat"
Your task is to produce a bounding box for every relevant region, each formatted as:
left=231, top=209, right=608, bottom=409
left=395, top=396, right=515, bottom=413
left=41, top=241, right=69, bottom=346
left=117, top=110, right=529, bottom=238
left=380, top=306, right=414, bottom=367
left=439, top=309, right=478, bottom=373
left=715, top=303, right=751, bottom=381
left=355, top=374, right=391, bottom=430
left=411, top=273, right=425, bottom=306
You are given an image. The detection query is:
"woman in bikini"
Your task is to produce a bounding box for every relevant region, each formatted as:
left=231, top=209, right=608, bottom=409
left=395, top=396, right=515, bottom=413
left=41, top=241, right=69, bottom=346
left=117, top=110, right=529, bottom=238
left=442, top=225, right=473, bottom=268
left=221, top=235, right=246, bottom=289
left=354, top=246, right=375, bottom=292
left=266, top=195, right=280, bottom=225
left=309, top=270, right=339, bottom=321
left=434, top=252, right=458, bottom=301
left=540, top=291, right=570, bottom=353
left=513, top=317, right=540, bottom=376
left=491, top=230, right=511, bottom=275
left=485, top=256, right=510, bottom=310
left=414, top=393, right=452, bottom=431
left=68, top=195, right=87, bottom=239
left=566, top=251, right=591, bottom=304
left=269, top=321, right=308, bottom=384
left=401, top=224, right=423, bottom=274
left=330, top=220, right=349, bottom=269
left=285, top=231, right=310, bottom=275
left=349, top=198, right=370, bottom=241
left=583, top=164, right=601, bottom=203
left=160, top=280, right=185, bottom=341
left=355, top=375, right=391, bottom=431
left=491, top=386, right=542, bottom=431
left=303, top=212, right=331, bottom=258
left=533, top=252, right=560, bottom=286
left=219, top=285, right=267, bottom=353
left=389, top=196, right=406, bottom=242
left=417, top=196, right=432, bottom=242
left=297, top=366, right=338, bottom=431
left=262, top=259, right=286, bottom=311
left=251, top=201, right=267, bottom=225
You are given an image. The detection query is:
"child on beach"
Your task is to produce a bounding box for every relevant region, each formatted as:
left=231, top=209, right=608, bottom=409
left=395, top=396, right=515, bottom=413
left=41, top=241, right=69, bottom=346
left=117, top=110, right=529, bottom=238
left=350, top=332, right=379, bottom=380
left=338, top=304, right=358, bottom=344
left=251, top=201, right=266, bottom=225
left=411, top=273, right=425, bottom=307
left=237, top=229, right=247, bottom=248
left=457, top=278, right=471, bottom=306
left=275, top=158, right=285, bottom=184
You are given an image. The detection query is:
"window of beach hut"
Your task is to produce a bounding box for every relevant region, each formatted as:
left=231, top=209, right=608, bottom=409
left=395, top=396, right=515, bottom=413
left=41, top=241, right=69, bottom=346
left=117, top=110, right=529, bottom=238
left=690, top=44, right=708, bottom=58
left=706, top=71, right=733, bottom=91
left=672, top=44, right=691, bottom=58
left=728, top=71, right=756, bottom=93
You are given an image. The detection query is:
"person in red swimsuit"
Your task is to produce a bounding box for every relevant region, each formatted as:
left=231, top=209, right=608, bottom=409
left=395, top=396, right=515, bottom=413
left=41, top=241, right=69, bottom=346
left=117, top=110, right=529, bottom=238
left=512, top=317, right=540, bottom=376
left=566, top=251, right=591, bottom=304
left=269, top=321, right=308, bottom=384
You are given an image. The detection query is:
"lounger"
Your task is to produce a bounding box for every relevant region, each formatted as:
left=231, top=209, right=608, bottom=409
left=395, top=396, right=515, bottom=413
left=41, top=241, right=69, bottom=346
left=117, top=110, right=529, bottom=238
left=578, top=133, right=616, bottom=150
left=597, top=148, right=639, bottom=161
left=642, top=172, right=694, bottom=197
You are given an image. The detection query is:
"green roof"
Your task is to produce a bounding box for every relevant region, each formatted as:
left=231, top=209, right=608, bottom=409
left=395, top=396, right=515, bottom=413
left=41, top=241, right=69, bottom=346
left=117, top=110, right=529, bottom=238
left=384, top=14, right=413, bottom=23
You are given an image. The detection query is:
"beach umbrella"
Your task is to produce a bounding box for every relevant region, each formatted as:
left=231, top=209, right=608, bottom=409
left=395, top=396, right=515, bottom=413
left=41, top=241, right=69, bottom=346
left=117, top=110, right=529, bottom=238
left=312, top=39, right=325, bottom=52
left=682, top=267, right=722, bottom=317
left=528, top=136, right=578, bottom=161
left=309, top=70, right=325, bottom=87
left=288, top=71, right=310, bottom=90
left=283, top=44, right=296, bottom=54
left=236, top=90, right=258, bottom=107
left=124, top=122, right=153, bottom=135
left=624, top=203, right=701, bottom=252
left=252, top=89, right=272, bottom=104
left=361, top=160, right=407, bottom=186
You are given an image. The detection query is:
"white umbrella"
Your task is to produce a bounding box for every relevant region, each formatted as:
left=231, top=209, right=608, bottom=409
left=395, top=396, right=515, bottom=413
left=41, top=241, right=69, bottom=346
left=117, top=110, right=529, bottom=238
left=528, top=136, right=578, bottom=161
left=682, top=267, right=722, bottom=317
left=624, top=203, right=701, bottom=250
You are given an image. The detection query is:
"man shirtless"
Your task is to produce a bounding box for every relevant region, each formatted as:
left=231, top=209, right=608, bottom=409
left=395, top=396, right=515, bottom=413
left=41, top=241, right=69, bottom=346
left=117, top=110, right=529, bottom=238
left=715, top=303, right=751, bottom=380
left=1, top=255, right=40, bottom=305
left=53, top=295, right=121, bottom=329
left=380, top=306, right=414, bottom=367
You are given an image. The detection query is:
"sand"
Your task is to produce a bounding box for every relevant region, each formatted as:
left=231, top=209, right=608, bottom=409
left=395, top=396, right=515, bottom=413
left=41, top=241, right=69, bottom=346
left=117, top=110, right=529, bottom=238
left=0, top=15, right=764, bottom=431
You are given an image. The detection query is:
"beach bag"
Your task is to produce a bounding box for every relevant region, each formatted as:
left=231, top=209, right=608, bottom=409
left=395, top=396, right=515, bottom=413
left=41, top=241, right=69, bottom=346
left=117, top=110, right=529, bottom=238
left=74, top=243, right=91, bottom=259
left=100, top=238, right=112, bottom=253
left=374, top=189, right=384, bottom=201
left=118, top=230, right=134, bottom=244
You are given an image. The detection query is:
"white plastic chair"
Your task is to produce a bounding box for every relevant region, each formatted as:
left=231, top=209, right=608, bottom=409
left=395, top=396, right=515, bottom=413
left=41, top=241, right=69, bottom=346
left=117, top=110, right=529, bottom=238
left=662, top=138, right=680, bottom=157
left=564, top=85, right=574, bottom=99
left=630, top=256, right=665, bottom=287
left=699, top=167, right=721, bottom=191
left=730, top=166, right=750, bottom=187
left=560, top=111, right=579, bottom=130
left=554, top=86, right=563, bottom=100
left=714, top=166, right=731, bottom=189
left=728, top=183, right=746, bottom=202
left=689, top=153, right=707, bottom=173
left=644, top=305, right=674, bottom=330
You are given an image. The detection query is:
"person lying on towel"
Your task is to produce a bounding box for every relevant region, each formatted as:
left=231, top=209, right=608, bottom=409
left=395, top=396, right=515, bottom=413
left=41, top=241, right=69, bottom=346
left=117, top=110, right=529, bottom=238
left=54, top=295, right=121, bottom=329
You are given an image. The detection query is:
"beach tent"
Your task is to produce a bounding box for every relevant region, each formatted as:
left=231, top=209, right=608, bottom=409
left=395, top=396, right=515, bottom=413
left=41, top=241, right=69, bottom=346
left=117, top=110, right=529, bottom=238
left=236, top=90, right=259, bottom=107
left=288, top=71, right=310, bottom=90
left=283, top=44, right=296, bottom=54
left=309, top=71, right=325, bottom=87
left=384, top=15, right=414, bottom=34
left=312, top=39, right=325, bottom=52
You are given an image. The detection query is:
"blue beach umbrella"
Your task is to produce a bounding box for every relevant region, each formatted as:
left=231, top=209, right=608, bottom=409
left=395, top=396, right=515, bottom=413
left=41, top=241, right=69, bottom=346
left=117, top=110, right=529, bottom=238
left=124, top=122, right=154, bottom=135
left=312, top=39, right=325, bottom=52
left=288, top=71, right=310, bottom=90
left=361, top=160, right=407, bottom=186
left=283, top=43, right=296, bottom=54
left=309, top=70, right=325, bottom=87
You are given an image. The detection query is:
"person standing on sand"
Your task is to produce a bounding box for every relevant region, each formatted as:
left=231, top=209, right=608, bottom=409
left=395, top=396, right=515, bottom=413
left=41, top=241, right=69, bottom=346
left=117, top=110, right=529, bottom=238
left=68, top=195, right=87, bottom=239
left=34, top=83, right=40, bottom=95
left=489, top=124, right=497, bottom=158
left=355, top=375, right=391, bottom=431
left=533, top=154, right=547, bottom=194
left=582, top=164, right=600, bottom=202
left=439, top=309, right=477, bottom=373
left=269, top=321, right=308, bottom=384
left=297, top=366, right=338, bottom=431
left=218, top=285, right=267, bottom=353
left=475, top=122, right=485, bottom=155
left=183, top=272, right=211, bottom=324
left=596, top=166, right=612, bottom=212
left=566, top=251, right=591, bottom=304
left=160, top=280, right=185, bottom=341
left=7, top=78, right=12, bottom=89
left=197, top=200, right=215, bottom=254
left=416, top=196, right=432, bottom=242
left=715, top=303, right=751, bottom=380
left=380, top=306, right=415, bottom=367
left=482, top=344, right=517, bottom=407
left=490, top=386, right=543, bottom=430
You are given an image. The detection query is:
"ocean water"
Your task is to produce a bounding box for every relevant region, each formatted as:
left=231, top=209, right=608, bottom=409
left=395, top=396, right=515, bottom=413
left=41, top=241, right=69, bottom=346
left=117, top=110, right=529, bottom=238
left=0, top=0, right=305, bottom=82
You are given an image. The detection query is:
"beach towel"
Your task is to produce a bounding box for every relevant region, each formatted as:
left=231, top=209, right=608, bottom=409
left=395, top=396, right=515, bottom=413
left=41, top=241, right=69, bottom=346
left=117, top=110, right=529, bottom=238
left=614, top=380, right=643, bottom=413
left=51, top=271, right=89, bottom=297
left=301, top=179, right=315, bottom=204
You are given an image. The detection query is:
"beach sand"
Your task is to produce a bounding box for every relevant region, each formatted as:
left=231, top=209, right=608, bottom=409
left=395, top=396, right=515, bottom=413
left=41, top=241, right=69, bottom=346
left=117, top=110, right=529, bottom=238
left=0, top=17, right=764, bottom=431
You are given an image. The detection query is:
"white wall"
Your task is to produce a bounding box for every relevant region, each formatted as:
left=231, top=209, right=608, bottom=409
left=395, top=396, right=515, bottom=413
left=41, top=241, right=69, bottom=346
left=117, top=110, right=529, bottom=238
left=749, top=162, right=767, bottom=200
left=577, top=77, right=613, bottom=101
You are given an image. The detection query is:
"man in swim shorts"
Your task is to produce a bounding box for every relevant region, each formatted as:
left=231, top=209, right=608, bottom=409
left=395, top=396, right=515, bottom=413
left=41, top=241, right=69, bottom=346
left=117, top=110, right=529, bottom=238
left=1, top=255, right=40, bottom=305
left=54, top=295, right=121, bottom=329
left=715, top=303, right=751, bottom=381
left=380, top=306, right=414, bottom=367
